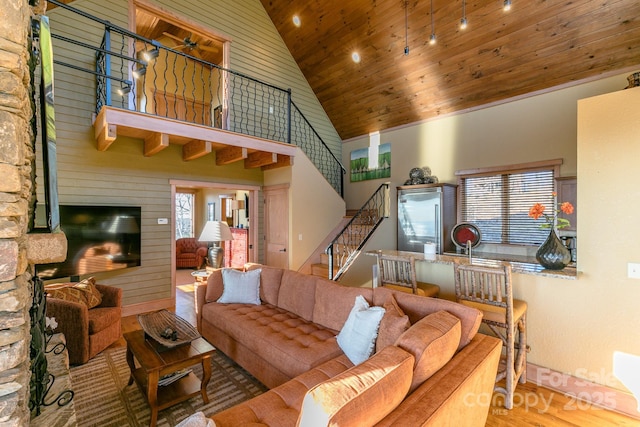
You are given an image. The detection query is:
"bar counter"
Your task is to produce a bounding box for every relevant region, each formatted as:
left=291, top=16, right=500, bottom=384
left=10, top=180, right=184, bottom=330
left=366, top=249, right=577, bottom=280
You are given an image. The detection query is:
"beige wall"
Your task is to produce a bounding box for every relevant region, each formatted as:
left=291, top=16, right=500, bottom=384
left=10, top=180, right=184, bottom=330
left=265, top=148, right=345, bottom=270
left=341, top=72, right=639, bottom=391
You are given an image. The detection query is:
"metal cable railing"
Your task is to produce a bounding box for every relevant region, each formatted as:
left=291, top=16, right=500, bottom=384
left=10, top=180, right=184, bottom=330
left=47, top=0, right=345, bottom=196
left=326, top=183, right=390, bottom=280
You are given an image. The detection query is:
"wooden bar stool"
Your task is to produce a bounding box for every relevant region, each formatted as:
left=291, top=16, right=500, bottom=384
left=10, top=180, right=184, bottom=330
left=453, top=263, right=527, bottom=409
left=376, top=253, right=440, bottom=297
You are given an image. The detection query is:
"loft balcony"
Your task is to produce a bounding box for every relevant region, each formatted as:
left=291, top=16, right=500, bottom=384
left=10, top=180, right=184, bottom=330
left=46, top=0, right=344, bottom=193
left=94, top=107, right=296, bottom=169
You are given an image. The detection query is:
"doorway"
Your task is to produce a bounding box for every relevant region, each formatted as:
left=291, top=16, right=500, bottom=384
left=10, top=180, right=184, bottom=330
left=133, top=1, right=230, bottom=127
left=170, top=180, right=260, bottom=314
left=263, top=184, right=289, bottom=269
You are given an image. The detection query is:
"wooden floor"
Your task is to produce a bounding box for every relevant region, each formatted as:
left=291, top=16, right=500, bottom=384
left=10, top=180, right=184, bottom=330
left=110, top=270, right=640, bottom=427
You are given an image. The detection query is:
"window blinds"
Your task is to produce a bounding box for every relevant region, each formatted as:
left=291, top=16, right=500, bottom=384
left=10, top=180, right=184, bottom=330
left=459, top=169, right=555, bottom=245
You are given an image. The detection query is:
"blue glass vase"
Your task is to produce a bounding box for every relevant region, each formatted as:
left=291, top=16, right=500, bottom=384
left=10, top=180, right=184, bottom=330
left=536, top=228, right=571, bottom=270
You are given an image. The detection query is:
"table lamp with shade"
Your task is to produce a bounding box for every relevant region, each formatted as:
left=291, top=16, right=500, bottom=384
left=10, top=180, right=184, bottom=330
left=198, top=220, right=233, bottom=268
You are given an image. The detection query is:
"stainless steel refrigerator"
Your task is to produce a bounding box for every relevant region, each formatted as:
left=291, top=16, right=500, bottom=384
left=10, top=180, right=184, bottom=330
left=397, top=183, right=457, bottom=254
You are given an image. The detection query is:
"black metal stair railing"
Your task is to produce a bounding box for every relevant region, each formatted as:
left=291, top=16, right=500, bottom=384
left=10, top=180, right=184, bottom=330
left=46, top=0, right=345, bottom=196
left=326, top=183, right=390, bottom=280
left=291, top=101, right=344, bottom=197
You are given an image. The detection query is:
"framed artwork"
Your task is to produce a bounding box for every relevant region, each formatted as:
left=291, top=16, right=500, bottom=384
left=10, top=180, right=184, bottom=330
left=350, top=142, right=391, bottom=182
left=208, top=202, right=215, bottom=221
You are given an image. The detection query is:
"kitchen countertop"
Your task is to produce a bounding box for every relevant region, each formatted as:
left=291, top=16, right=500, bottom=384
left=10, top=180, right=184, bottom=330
left=366, top=249, right=577, bottom=280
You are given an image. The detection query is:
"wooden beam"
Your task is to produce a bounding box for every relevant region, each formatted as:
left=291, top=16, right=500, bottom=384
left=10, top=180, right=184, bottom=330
left=244, top=151, right=277, bottom=168
left=96, top=123, right=117, bottom=151
left=215, top=146, right=247, bottom=165
left=144, top=132, right=169, bottom=157
left=262, top=154, right=294, bottom=170
left=182, top=140, right=212, bottom=161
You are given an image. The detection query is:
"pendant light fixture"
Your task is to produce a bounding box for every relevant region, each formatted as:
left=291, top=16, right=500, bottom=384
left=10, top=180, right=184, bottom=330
left=460, top=0, right=468, bottom=30
left=503, top=0, right=512, bottom=11
left=404, top=0, right=409, bottom=55
left=429, top=0, right=436, bottom=45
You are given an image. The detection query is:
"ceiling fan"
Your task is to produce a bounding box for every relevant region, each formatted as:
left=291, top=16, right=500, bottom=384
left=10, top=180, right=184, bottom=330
left=162, top=32, right=219, bottom=56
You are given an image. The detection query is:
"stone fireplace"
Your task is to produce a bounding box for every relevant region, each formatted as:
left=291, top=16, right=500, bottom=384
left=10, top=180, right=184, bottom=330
left=0, top=0, right=67, bottom=424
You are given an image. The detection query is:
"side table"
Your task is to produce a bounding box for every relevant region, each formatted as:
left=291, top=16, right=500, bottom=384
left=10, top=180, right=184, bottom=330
left=124, top=330, right=216, bottom=427
left=190, top=268, right=213, bottom=284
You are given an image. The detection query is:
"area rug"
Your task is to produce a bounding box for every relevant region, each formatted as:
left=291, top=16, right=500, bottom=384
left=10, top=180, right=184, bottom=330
left=70, top=347, right=267, bottom=427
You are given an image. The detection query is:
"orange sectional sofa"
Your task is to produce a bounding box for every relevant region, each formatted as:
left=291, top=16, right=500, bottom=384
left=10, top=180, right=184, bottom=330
left=195, top=265, right=501, bottom=426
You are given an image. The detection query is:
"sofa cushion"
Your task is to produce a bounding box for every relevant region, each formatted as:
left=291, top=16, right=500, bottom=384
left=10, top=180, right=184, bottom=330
left=211, top=355, right=354, bottom=426
left=277, top=270, right=317, bottom=321
left=205, top=269, right=224, bottom=303
left=202, top=302, right=342, bottom=379
left=376, top=293, right=411, bottom=353
left=245, top=264, right=283, bottom=306
left=218, top=268, right=261, bottom=305
left=337, top=295, right=385, bottom=365
left=313, top=279, right=373, bottom=332
left=373, top=286, right=482, bottom=351
left=46, top=277, right=103, bottom=308
left=395, top=310, right=461, bottom=392
left=297, top=346, right=414, bottom=427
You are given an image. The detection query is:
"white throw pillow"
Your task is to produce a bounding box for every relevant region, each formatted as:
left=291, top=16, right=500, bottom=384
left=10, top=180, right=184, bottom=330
left=337, top=295, right=385, bottom=365
left=217, top=268, right=261, bottom=305
left=176, top=412, right=216, bottom=427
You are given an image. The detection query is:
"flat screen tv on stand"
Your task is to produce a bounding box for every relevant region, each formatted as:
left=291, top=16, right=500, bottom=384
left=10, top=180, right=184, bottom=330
left=35, top=205, right=142, bottom=281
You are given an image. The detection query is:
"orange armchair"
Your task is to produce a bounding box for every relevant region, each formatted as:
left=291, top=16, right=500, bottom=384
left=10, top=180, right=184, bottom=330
left=45, top=283, right=122, bottom=365
left=176, top=237, right=208, bottom=269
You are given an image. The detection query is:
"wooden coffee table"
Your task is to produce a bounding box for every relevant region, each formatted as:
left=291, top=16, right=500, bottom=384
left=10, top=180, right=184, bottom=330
left=124, top=329, right=216, bottom=427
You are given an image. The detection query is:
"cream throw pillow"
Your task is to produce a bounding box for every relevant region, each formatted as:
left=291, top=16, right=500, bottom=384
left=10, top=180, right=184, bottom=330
left=337, top=295, right=385, bottom=365
left=217, top=268, right=261, bottom=305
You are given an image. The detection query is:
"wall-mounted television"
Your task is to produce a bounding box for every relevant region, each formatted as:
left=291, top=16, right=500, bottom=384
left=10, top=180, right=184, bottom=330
left=36, top=205, right=142, bottom=280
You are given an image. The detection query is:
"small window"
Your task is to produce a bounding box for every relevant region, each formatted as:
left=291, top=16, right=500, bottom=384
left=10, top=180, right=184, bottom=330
left=456, top=160, right=561, bottom=246
left=175, top=192, right=195, bottom=238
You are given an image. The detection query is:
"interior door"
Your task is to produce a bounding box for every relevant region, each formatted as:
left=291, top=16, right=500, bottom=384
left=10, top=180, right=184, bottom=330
left=263, top=185, right=289, bottom=269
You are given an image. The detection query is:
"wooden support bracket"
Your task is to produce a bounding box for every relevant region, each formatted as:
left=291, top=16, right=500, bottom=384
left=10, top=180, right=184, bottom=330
left=96, top=123, right=117, bottom=151
left=215, top=146, right=248, bottom=165
left=183, top=140, right=212, bottom=161
left=245, top=151, right=277, bottom=168
left=144, top=132, right=169, bottom=157
left=262, top=154, right=294, bottom=170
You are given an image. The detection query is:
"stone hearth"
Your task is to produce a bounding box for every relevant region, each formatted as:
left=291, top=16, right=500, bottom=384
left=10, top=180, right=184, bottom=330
left=0, top=0, right=67, bottom=425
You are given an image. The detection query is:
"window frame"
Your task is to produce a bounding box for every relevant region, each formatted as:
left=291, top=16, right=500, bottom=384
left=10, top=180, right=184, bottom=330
left=455, top=159, right=563, bottom=246
left=175, top=191, right=196, bottom=239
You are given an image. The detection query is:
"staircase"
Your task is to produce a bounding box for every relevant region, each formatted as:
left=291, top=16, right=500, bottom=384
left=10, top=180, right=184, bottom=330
left=311, top=183, right=390, bottom=280
left=310, top=210, right=363, bottom=278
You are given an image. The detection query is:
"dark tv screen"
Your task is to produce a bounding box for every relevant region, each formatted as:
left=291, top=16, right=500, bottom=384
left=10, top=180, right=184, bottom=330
left=36, top=205, right=141, bottom=280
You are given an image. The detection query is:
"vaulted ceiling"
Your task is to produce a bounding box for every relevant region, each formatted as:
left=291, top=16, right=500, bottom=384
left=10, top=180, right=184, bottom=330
left=49, top=0, right=640, bottom=141
left=260, top=0, right=640, bottom=140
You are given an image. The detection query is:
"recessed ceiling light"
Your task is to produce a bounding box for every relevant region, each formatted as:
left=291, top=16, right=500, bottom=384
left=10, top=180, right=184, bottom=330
left=292, top=15, right=301, bottom=27
left=351, top=52, right=361, bottom=63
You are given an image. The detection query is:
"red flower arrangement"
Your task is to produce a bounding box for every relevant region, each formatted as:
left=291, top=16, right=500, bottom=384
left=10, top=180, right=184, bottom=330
left=528, top=193, right=574, bottom=229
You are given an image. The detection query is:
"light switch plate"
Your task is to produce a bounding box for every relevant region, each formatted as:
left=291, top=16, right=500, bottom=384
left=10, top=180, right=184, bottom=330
left=628, top=263, right=640, bottom=279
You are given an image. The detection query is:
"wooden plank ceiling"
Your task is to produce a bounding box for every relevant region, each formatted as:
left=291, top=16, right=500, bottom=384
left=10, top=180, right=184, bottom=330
left=260, top=0, right=640, bottom=139
left=49, top=0, right=640, bottom=141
